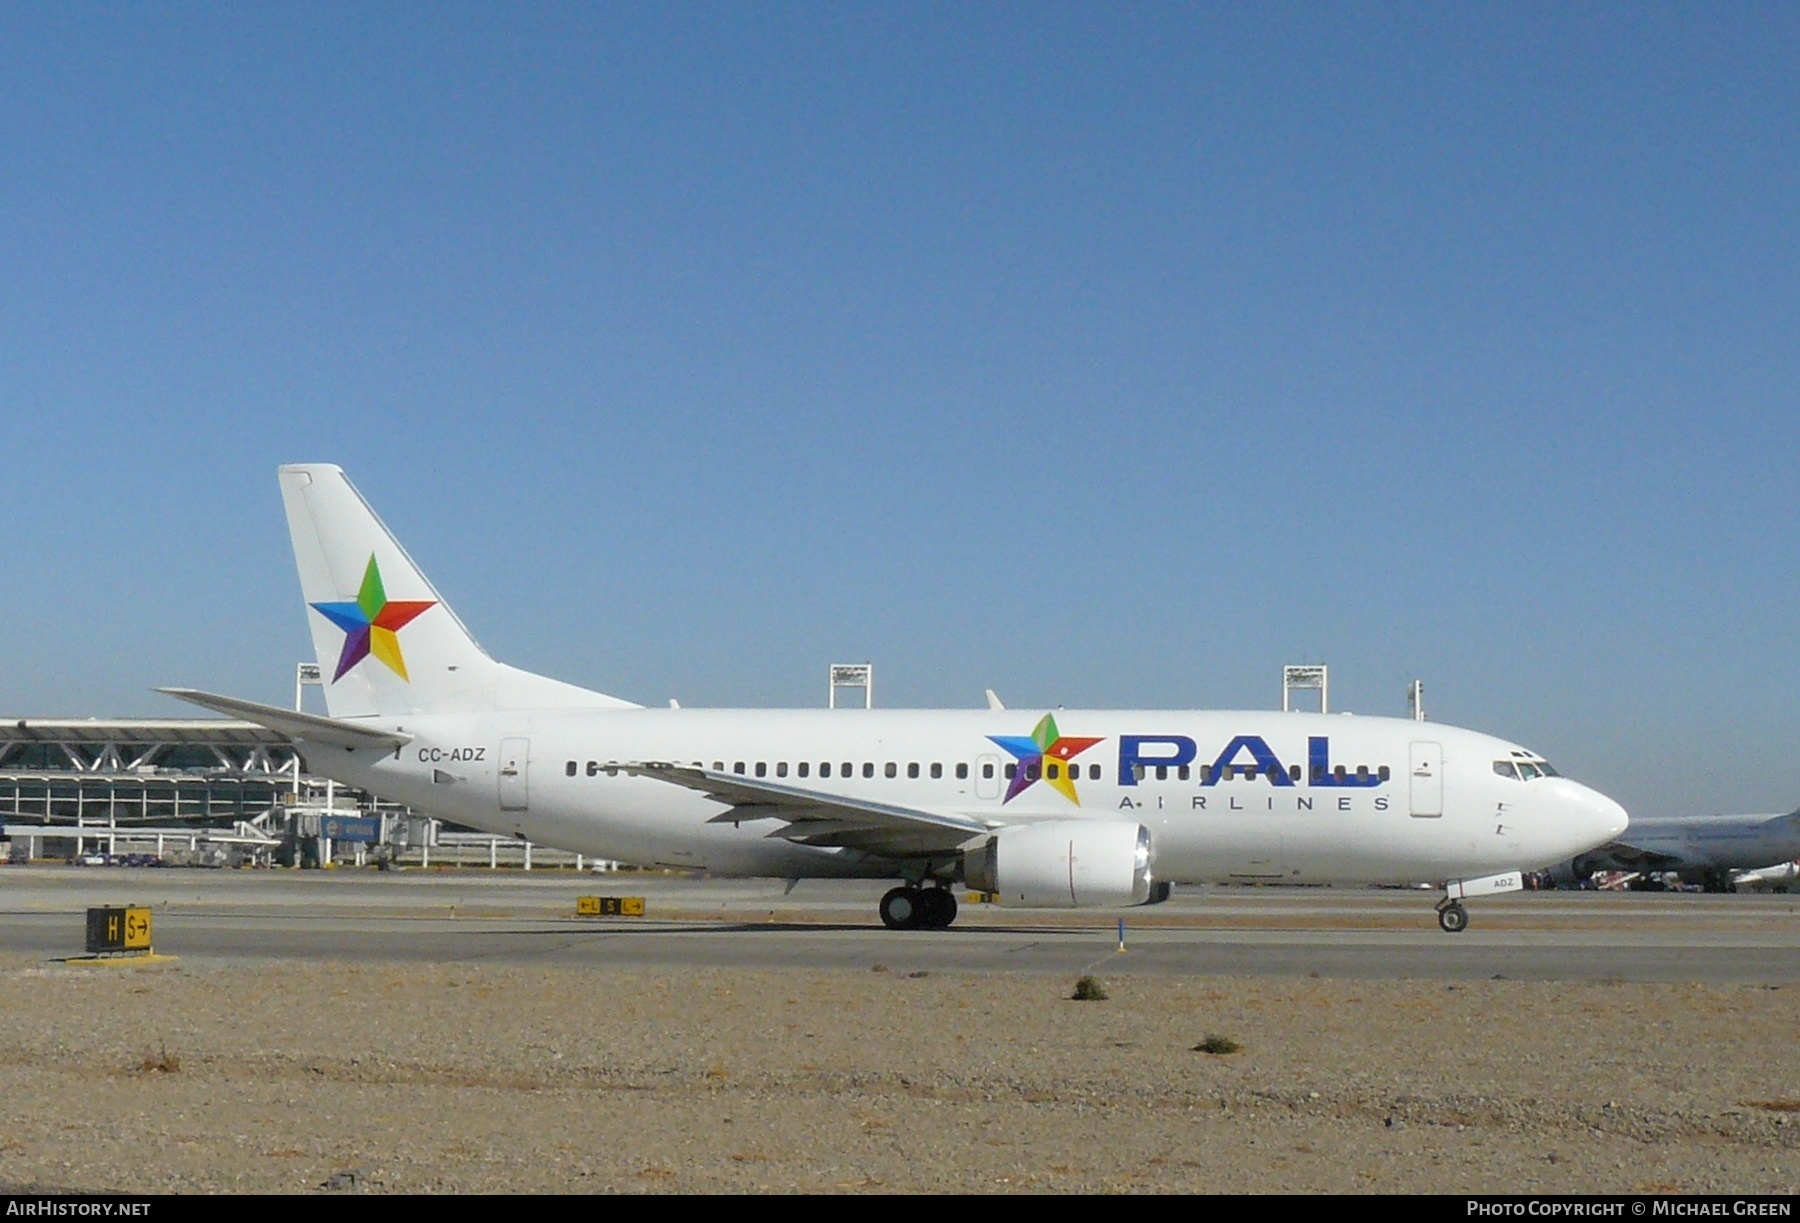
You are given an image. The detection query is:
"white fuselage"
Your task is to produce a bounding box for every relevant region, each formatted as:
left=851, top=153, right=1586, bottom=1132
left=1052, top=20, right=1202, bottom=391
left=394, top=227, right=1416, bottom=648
left=303, top=707, right=1629, bottom=887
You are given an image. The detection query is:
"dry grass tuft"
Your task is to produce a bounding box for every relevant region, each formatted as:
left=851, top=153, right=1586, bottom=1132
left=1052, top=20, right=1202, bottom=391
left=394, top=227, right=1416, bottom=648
left=138, top=1044, right=181, bottom=1073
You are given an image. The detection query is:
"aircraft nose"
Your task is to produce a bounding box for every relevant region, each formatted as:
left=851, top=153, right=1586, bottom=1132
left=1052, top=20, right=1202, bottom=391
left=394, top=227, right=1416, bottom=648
left=1573, top=784, right=1629, bottom=847
left=1598, top=792, right=1629, bottom=841
left=1536, top=781, right=1628, bottom=862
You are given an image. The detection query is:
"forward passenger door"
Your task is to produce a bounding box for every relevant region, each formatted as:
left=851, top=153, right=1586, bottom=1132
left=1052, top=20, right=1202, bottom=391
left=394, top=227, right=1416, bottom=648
left=1409, top=742, right=1442, bottom=818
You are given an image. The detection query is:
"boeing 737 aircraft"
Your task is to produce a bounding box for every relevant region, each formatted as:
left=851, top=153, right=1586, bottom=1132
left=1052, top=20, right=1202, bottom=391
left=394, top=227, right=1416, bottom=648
left=1552, top=808, right=1800, bottom=892
left=163, top=465, right=1629, bottom=933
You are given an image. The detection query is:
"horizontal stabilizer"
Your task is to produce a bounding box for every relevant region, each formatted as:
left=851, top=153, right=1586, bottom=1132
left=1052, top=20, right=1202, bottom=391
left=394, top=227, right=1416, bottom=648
left=156, top=688, right=412, bottom=752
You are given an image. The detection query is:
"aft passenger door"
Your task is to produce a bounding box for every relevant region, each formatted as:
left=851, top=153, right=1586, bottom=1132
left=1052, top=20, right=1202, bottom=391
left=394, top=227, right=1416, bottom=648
left=1409, top=742, right=1442, bottom=818
left=499, top=737, right=530, bottom=811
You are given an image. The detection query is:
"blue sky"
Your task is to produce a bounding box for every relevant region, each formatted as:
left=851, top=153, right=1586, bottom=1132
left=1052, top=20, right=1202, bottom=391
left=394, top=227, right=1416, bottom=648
left=1, top=4, right=1795, bottom=819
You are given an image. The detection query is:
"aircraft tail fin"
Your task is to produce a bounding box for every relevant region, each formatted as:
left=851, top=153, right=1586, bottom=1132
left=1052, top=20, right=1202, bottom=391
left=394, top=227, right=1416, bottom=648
left=279, top=465, right=636, bottom=718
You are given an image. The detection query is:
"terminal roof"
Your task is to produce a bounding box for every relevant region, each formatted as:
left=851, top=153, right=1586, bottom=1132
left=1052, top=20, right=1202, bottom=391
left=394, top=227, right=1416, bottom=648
left=0, top=719, right=291, bottom=747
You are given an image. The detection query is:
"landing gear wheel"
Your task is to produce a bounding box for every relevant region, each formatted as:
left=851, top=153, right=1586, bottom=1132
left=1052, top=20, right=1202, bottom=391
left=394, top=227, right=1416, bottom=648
left=1437, top=901, right=1469, bottom=934
left=918, top=887, right=958, bottom=929
left=879, top=886, right=923, bottom=930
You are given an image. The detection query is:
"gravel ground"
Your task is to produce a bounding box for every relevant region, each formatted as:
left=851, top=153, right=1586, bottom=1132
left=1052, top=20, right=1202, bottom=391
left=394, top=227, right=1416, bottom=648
left=0, top=953, right=1796, bottom=1194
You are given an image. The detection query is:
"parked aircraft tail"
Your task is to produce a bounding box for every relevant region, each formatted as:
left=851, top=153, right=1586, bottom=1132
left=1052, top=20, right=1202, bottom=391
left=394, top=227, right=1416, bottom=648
left=278, top=464, right=635, bottom=718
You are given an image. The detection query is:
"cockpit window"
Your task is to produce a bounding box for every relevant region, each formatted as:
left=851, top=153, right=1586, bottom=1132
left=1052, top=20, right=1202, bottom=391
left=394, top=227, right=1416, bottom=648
left=1493, top=760, right=1519, bottom=780
left=1517, top=761, right=1543, bottom=780
left=1537, top=761, right=1560, bottom=777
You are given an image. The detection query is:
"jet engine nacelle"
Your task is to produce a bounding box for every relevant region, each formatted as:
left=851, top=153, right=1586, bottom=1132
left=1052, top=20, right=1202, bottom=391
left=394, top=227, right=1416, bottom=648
left=963, top=820, right=1154, bottom=908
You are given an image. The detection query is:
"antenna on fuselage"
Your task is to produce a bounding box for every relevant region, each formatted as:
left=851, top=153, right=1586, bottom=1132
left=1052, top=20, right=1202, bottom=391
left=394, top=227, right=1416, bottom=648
left=985, top=689, right=1005, bottom=711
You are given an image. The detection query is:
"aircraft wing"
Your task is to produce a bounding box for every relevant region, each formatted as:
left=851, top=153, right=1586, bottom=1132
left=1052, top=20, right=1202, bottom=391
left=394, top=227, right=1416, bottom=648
left=626, top=763, right=993, bottom=858
left=157, top=688, right=413, bottom=752
left=1584, top=840, right=1686, bottom=872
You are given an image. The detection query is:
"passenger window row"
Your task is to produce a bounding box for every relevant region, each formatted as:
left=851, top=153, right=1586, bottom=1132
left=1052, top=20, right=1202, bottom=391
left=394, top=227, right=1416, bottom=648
left=564, top=760, right=973, bottom=780
left=1003, top=762, right=1104, bottom=781
left=1127, top=763, right=1390, bottom=783
left=563, top=759, right=1391, bottom=783
left=1318, top=764, right=1389, bottom=782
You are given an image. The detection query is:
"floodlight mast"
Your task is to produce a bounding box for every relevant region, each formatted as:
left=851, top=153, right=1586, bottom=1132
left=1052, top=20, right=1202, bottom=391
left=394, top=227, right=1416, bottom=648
left=829, top=663, right=873, bottom=710
left=1282, top=665, right=1327, bottom=714
left=293, top=663, right=324, bottom=795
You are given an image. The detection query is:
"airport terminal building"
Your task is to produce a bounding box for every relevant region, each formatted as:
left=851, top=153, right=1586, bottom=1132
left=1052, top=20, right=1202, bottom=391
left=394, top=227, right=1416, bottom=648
left=1, top=718, right=297, bottom=825
left=0, top=716, right=582, bottom=869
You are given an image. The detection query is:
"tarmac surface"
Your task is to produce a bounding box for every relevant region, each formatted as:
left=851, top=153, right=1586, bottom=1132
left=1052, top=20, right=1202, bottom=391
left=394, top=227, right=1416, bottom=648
left=3, top=864, right=1798, bottom=983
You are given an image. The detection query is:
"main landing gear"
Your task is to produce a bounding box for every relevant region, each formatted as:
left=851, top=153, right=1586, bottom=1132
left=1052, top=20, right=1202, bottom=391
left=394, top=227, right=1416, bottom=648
left=879, top=885, right=958, bottom=930
left=1436, top=899, right=1469, bottom=933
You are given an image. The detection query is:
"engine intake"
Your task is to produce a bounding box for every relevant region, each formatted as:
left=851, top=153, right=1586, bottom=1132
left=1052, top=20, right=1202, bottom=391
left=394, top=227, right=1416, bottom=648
left=963, top=820, right=1154, bottom=908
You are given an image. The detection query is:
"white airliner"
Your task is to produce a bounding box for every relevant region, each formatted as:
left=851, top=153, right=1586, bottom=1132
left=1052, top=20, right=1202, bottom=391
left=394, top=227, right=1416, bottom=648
left=163, top=465, right=1629, bottom=933
left=1554, top=808, right=1800, bottom=892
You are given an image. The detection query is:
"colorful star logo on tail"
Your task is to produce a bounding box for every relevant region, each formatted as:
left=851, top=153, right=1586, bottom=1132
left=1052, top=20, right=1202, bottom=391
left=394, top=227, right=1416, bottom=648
left=988, top=714, right=1105, bottom=805
left=309, top=555, right=437, bottom=682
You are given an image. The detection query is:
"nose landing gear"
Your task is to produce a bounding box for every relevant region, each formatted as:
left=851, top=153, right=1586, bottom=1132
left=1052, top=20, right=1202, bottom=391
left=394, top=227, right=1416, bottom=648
left=1435, top=870, right=1523, bottom=933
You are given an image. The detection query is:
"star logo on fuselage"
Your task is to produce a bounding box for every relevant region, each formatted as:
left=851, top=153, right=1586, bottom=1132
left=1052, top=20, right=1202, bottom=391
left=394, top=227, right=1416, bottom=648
left=309, top=555, right=436, bottom=682
left=988, top=713, right=1104, bottom=805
